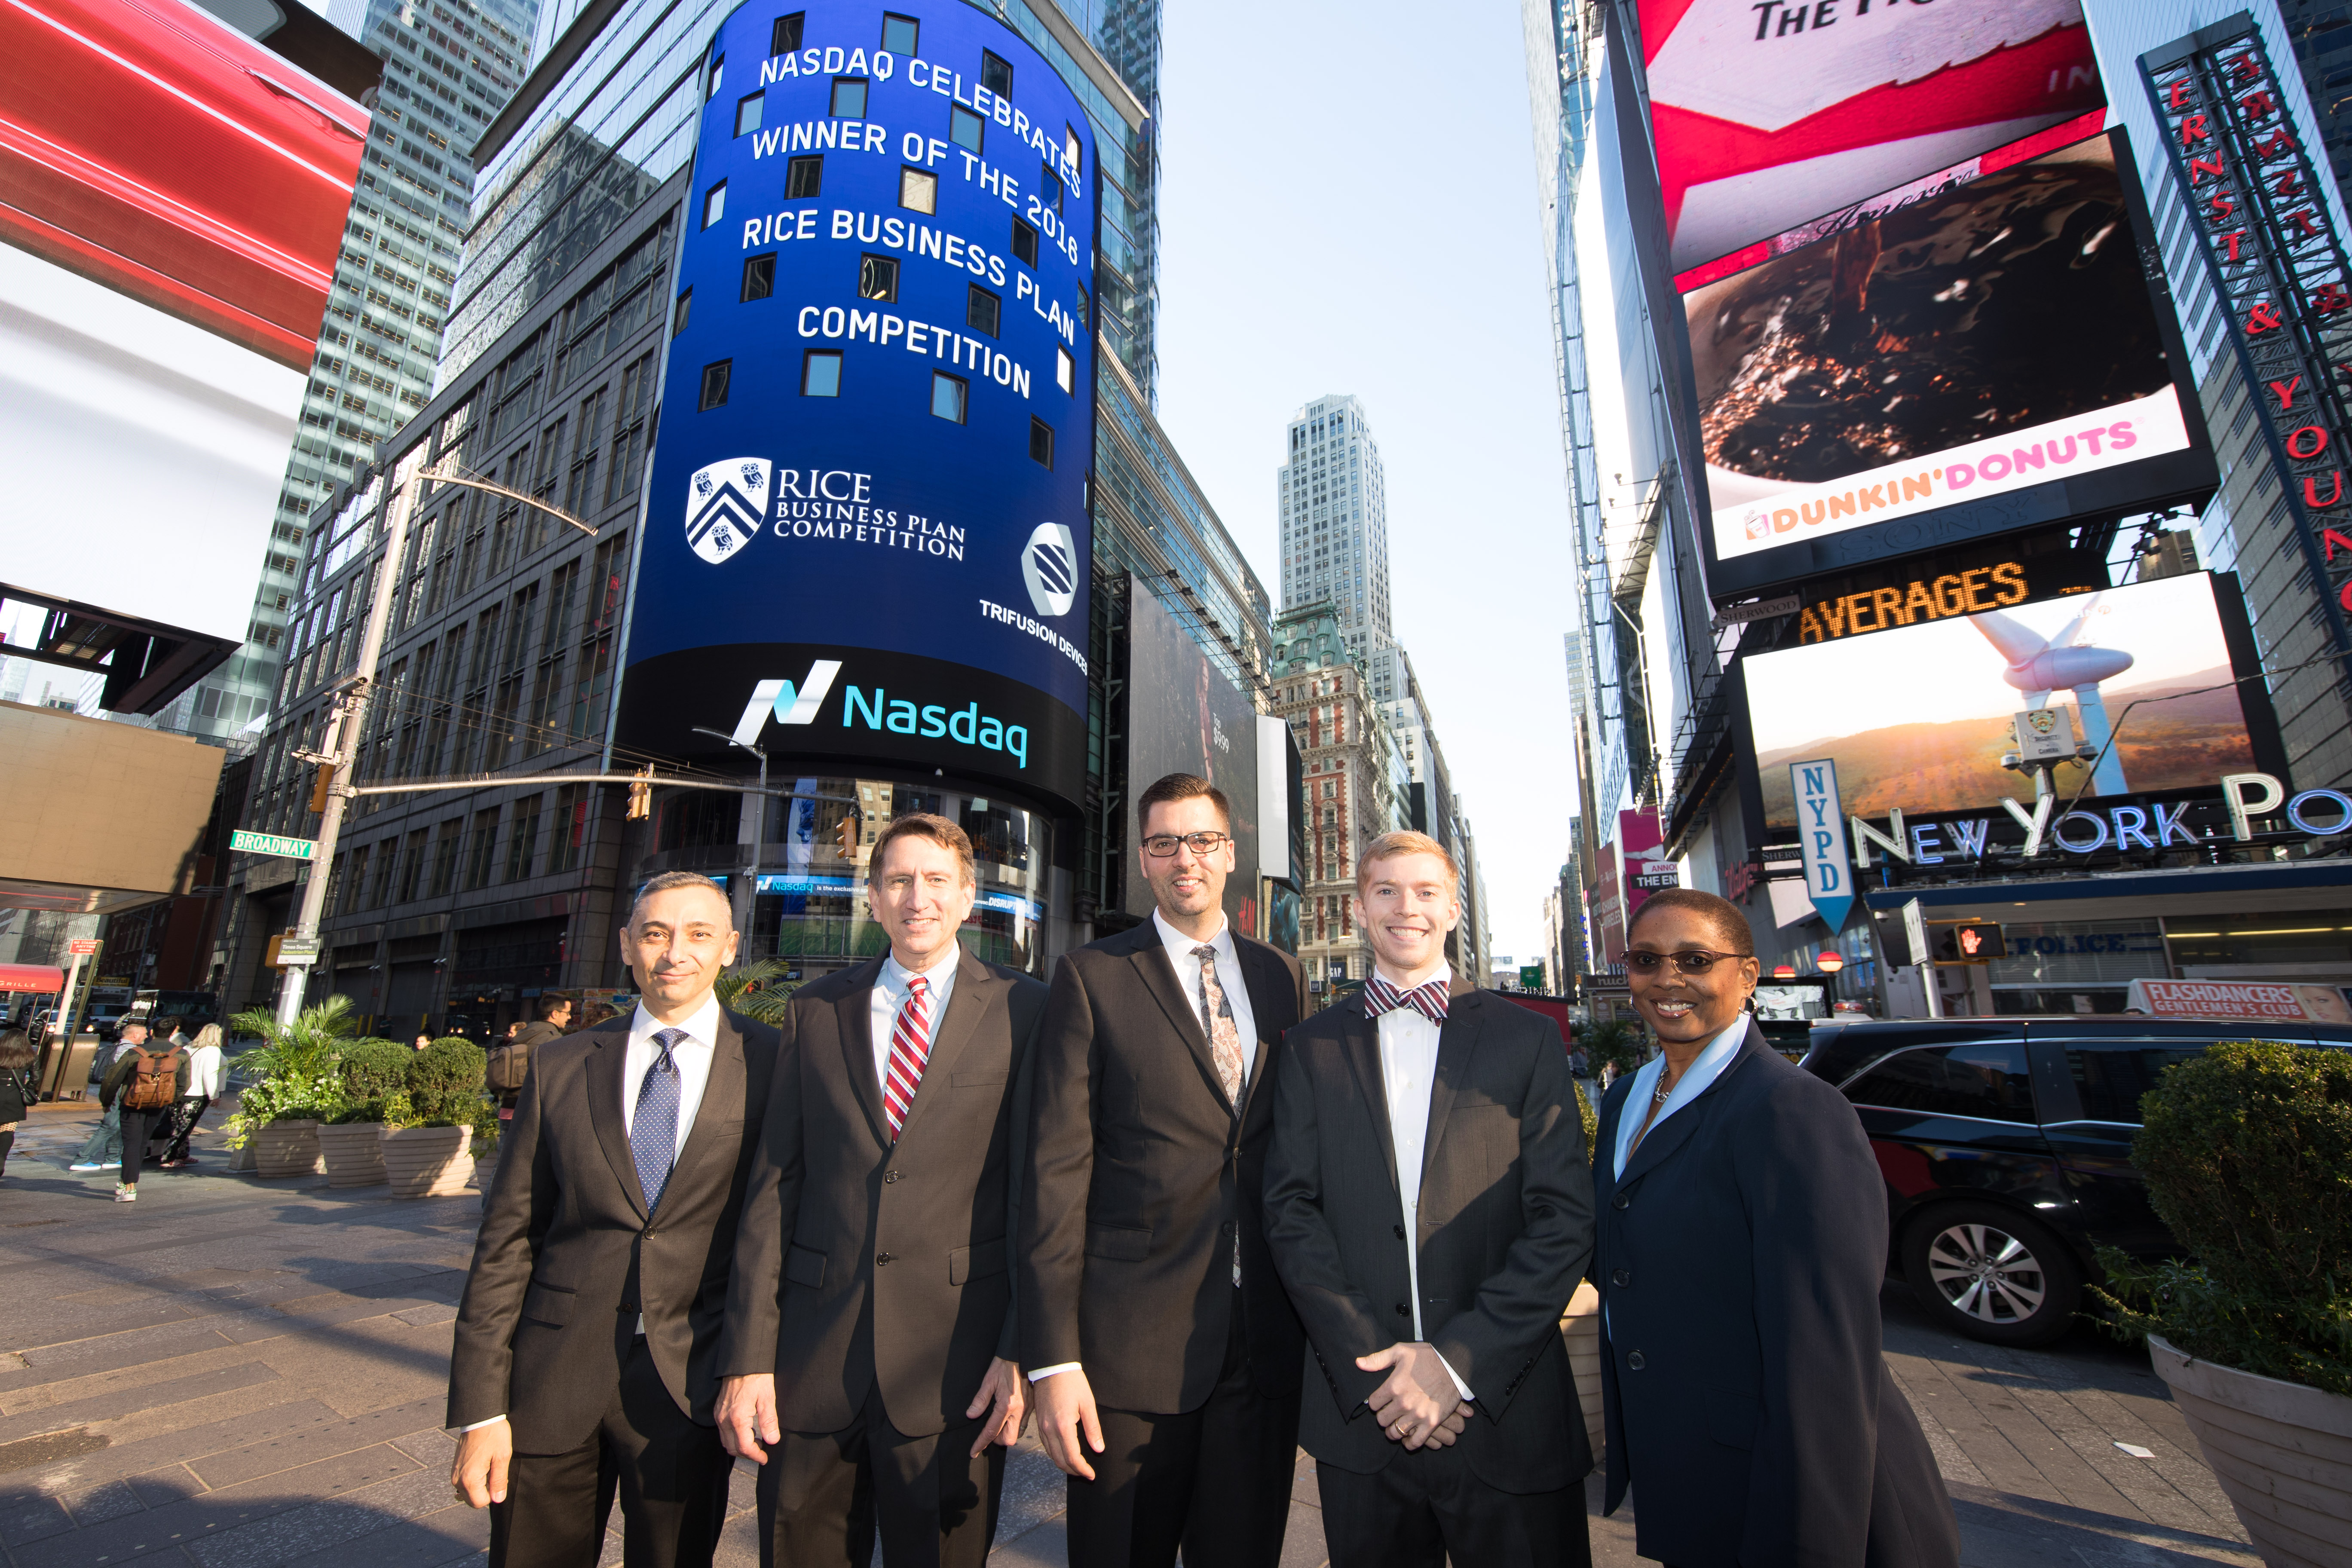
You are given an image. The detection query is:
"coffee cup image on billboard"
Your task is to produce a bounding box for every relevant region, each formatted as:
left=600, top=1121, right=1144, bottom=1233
left=1687, top=134, right=2188, bottom=560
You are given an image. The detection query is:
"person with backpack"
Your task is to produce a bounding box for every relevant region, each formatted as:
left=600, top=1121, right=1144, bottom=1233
left=485, top=994, right=570, bottom=1129
left=99, top=1025, right=189, bottom=1203
left=0, top=1029, right=38, bottom=1181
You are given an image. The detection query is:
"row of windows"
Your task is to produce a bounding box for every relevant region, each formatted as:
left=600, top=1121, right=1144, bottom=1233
left=328, top=782, right=596, bottom=913
left=736, top=249, right=1016, bottom=340
left=702, top=151, right=1062, bottom=237
left=696, top=350, right=1056, bottom=464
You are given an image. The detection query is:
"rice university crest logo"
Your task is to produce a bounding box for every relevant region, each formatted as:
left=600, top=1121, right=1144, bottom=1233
left=1021, top=522, right=1076, bottom=618
left=686, top=458, right=772, bottom=565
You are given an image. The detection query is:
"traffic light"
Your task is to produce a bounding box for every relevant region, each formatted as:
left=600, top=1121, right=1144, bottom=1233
left=833, top=811, right=859, bottom=858
left=1935, top=921, right=2007, bottom=962
left=306, top=763, right=334, bottom=815
left=625, top=766, right=653, bottom=821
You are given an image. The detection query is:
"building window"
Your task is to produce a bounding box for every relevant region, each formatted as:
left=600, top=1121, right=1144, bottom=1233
left=1065, top=125, right=1082, bottom=177
left=1056, top=345, right=1075, bottom=395
left=881, top=11, right=917, bottom=53
left=551, top=783, right=589, bottom=873
left=931, top=371, right=967, bottom=423
left=771, top=12, right=803, bottom=53
left=786, top=154, right=823, bottom=199
left=1029, top=418, right=1054, bottom=468
left=967, top=283, right=999, bottom=335
left=464, top=807, right=501, bottom=891
left=505, top=794, right=542, bottom=883
left=1038, top=165, right=1063, bottom=213
left=859, top=253, right=900, bottom=302
left=700, top=360, right=732, bottom=410
left=899, top=166, right=937, bottom=213
left=981, top=49, right=1012, bottom=95
left=702, top=181, right=726, bottom=229
left=706, top=54, right=723, bottom=99
left=949, top=104, right=984, bottom=153
left=742, top=253, right=775, bottom=300
left=1011, top=217, right=1038, bottom=266
left=673, top=288, right=691, bottom=335
left=802, top=349, right=842, bottom=396
left=735, top=92, right=763, bottom=136
left=831, top=76, right=868, bottom=117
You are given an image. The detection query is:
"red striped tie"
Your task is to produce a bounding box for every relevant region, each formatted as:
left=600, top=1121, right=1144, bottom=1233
left=883, top=974, right=932, bottom=1140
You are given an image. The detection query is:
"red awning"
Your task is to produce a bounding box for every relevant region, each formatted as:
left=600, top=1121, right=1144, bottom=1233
left=0, top=965, right=67, bottom=994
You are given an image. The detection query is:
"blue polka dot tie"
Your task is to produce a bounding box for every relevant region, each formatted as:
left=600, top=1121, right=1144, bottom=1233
left=631, top=1028, right=685, bottom=1214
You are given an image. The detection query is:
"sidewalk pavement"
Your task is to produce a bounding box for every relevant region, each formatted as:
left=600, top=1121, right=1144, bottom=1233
left=0, top=1096, right=2262, bottom=1566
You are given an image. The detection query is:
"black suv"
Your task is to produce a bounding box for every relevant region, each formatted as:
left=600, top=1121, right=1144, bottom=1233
left=1801, top=1017, right=2352, bottom=1346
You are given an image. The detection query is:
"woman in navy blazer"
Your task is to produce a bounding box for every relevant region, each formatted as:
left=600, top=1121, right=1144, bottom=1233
left=1592, top=889, right=1958, bottom=1568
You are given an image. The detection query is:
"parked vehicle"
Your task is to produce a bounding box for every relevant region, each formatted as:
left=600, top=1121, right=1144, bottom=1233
left=1801, top=1017, right=2352, bottom=1346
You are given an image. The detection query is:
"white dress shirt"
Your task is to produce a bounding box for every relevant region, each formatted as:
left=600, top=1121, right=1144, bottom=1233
left=1373, top=966, right=1473, bottom=1400
left=1152, top=907, right=1258, bottom=1086
left=1611, top=1019, right=1746, bottom=1181
left=869, top=947, right=963, bottom=1093
left=622, top=993, right=722, bottom=1161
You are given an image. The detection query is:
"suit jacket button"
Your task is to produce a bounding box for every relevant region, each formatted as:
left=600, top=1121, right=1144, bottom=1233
left=1627, top=1350, right=1646, bottom=1371
left=642, top=1228, right=656, bottom=1240
left=1611, top=1193, right=1630, bottom=1210
left=1395, top=1302, right=1409, bottom=1318
left=884, top=1171, right=901, bottom=1184
left=1393, top=1224, right=1406, bottom=1240
left=876, top=1253, right=894, bottom=1266
left=1612, top=1268, right=1631, bottom=1287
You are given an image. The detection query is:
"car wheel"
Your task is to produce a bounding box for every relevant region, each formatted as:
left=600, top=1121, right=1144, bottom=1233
left=1899, top=1201, right=2082, bottom=1348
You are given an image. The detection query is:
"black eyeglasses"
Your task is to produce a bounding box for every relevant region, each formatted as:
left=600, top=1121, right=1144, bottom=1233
left=1142, top=831, right=1231, bottom=858
left=1624, top=949, right=1746, bottom=974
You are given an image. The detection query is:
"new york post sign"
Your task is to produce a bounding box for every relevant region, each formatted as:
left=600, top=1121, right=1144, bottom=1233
left=616, top=0, right=1098, bottom=809
left=2143, top=17, right=2352, bottom=657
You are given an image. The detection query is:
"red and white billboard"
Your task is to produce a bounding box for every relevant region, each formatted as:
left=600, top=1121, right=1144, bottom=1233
left=1638, top=0, right=2104, bottom=275
left=2126, top=979, right=2352, bottom=1025
left=0, top=0, right=368, bottom=658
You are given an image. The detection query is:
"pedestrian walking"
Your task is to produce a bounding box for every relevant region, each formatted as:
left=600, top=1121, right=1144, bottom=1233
left=0, top=1029, right=38, bottom=1180
left=68, top=1020, right=138, bottom=1173
left=98, top=1026, right=189, bottom=1203
left=159, top=1024, right=224, bottom=1167
left=1591, top=889, right=1959, bottom=1567
left=484, top=995, right=570, bottom=1132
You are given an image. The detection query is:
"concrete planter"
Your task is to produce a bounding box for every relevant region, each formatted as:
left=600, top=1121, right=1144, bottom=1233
left=251, top=1119, right=322, bottom=1178
left=224, top=1139, right=258, bottom=1173
left=315, top=1122, right=388, bottom=1188
left=1559, top=1279, right=1605, bottom=1457
left=382, top=1124, right=473, bottom=1198
left=2150, top=1335, right=2352, bottom=1568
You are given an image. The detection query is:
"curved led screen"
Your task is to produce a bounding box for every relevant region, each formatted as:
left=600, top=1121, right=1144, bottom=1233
left=616, top=0, right=1096, bottom=810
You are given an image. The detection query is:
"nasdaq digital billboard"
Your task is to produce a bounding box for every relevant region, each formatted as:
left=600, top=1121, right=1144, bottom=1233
left=614, top=0, right=1096, bottom=809
left=1688, top=127, right=2216, bottom=597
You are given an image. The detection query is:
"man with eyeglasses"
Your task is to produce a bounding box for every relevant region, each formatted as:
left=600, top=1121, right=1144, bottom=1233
left=1022, top=772, right=1310, bottom=1568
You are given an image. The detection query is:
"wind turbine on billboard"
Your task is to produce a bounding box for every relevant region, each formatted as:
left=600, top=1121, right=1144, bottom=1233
left=1970, top=596, right=2132, bottom=796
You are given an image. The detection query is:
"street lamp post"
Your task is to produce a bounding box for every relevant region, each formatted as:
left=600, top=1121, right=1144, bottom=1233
left=691, top=726, right=769, bottom=949
left=273, top=457, right=597, bottom=1026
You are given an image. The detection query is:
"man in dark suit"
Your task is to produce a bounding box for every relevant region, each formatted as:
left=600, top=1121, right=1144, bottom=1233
left=1266, top=830, right=1595, bottom=1565
left=449, top=871, right=781, bottom=1568
left=1022, top=772, right=1310, bottom=1568
left=714, top=813, right=1049, bottom=1565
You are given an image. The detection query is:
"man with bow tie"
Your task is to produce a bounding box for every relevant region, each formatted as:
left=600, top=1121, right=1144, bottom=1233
left=713, top=813, right=1047, bottom=1566
left=1265, top=831, right=1597, bottom=1567
left=449, top=872, right=781, bottom=1567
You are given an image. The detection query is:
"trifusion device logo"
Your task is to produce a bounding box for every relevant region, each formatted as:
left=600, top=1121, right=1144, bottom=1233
left=1021, top=522, right=1076, bottom=618
left=687, top=458, right=773, bottom=564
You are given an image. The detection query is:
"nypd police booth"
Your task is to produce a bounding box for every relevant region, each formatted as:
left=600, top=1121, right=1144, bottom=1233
left=615, top=0, right=1098, bottom=974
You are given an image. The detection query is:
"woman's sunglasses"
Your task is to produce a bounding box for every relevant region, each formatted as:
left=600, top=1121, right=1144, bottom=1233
left=1623, top=949, right=1746, bottom=974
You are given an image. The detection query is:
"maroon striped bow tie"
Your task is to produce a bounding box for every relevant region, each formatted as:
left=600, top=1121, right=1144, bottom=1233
left=1364, top=973, right=1449, bottom=1024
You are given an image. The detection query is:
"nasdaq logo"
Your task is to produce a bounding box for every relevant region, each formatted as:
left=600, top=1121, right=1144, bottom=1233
left=732, top=660, right=844, bottom=743
left=686, top=458, right=772, bottom=565
left=1021, top=522, right=1076, bottom=618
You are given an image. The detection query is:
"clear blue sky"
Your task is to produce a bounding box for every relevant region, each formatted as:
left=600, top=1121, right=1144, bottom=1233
left=1155, top=0, right=1579, bottom=963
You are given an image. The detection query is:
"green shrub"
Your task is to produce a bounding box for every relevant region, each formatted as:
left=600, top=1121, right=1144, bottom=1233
left=1579, top=1018, right=1645, bottom=1078
left=407, top=1036, right=488, bottom=1126
left=1574, top=1078, right=1599, bottom=1152
left=336, top=1038, right=412, bottom=1104
left=2094, top=1040, right=2352, bottom=1396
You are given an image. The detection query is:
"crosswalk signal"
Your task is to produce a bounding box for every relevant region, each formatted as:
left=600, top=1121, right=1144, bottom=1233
left=626, top=766, right=654, bottom=821
left=1935, top=921, right=2007, bottom=962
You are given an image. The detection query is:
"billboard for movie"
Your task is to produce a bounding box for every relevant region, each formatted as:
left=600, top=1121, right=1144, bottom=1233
left=1124, top=582, right=1261, bottom=929
left=614, top=0, right=1096, bottom=809
left=1746, top=572, right=2261, bottom=828
left=1687, top=127, right=2214, bottom=596
left=1638, top=0, right=2104, bottom=277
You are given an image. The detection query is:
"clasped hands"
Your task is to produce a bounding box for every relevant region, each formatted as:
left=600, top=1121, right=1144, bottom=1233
left=715, top=1357, right=1029, bottom=1464
left=1359, top=1341, right=1470, bottom=1451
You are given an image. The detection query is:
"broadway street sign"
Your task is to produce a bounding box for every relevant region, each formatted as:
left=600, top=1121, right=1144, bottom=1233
left=230, top=830, right=318, bottom=861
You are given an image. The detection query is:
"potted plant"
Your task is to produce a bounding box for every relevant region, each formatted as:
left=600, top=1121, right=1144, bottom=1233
left=1559, top=1077, right=1605, bottom=1455
left=316, top=1037, right=410, bottom=1187
left=225, top=997, right=359, bottom=1179
left=2096, top=1040, right=2352, bottom=1568
left=383, top=1036, right=487, bottom=1198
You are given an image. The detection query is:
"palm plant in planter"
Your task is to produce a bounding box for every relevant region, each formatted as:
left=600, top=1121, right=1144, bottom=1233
left=2096, top=1040, right=2352, bottom=1568
left=383, top=1036, right=488, bottom=1198
left=225, top=996, right=359, bottom=1177
left=317, top=1037, right=411, bottom=1188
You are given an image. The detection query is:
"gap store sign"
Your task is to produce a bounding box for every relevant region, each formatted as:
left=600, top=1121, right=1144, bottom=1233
left=615, top=0, right=1096, bottom=809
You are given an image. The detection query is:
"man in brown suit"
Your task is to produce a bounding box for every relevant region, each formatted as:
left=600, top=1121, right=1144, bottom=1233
left=1023, top=773, right=1310, bottom=1568
left=715, top=814, right=1048, bottom=1566
left=448, top=871, right=781, bottom=1567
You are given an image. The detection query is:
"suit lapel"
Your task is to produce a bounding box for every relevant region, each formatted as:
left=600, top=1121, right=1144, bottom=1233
left=669, top=1008, right=749, bottom=1183
left=1236, top=939, right=1291, bottom=1105
left=1126, top=925, right=1231, bottom=1113
left=1339, top=1001, right=1401, bottom=1202
left=1418, top=979, right=1485, bottom=1188
left=891, top=949, right=995, bottom=1144
left=834, top=956, right=890, bottom=1147
left=586, top=1021, right=650, bottom=1220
